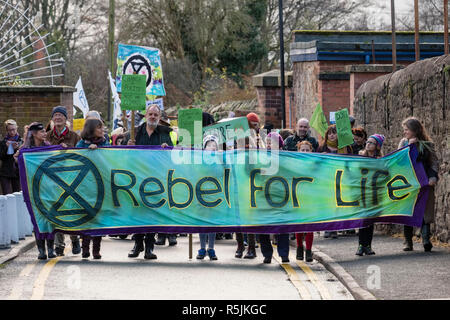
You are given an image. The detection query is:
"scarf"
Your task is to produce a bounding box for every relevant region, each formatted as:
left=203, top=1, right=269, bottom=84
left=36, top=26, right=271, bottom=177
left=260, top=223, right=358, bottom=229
left=85, top=136, right=106, bottom=146
left=327, top=139, right=347, bottom=154
left=4, top=133, right=19, bottom=142
left=53, top=126, right=68, bottom=139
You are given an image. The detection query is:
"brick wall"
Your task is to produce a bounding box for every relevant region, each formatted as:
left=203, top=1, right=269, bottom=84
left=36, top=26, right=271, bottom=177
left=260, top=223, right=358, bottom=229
left=354, top=55, right=450, bottom=243
left=0, top=86, right=75, bottom=137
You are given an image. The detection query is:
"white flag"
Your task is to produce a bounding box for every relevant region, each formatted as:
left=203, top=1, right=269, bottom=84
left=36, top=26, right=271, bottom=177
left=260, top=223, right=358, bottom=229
left=73, top=77, right=89, bottom=118
left=109, top=71, right=123, bottom=127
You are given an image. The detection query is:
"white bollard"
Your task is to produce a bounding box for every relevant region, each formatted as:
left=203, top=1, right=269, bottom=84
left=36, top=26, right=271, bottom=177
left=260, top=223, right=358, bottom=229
left=0, top=195, right=10, bottom=248
left=6, top=194, right=19, bottom=244
left=21, top=193, right=34, bottom=236
left=13, top=192, right=25, bottom=240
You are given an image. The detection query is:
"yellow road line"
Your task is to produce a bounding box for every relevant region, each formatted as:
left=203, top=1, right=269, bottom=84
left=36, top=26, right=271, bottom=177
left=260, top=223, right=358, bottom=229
left=291, top=253, right=333, bottom=300
left=272, top=254, right=312, bottom=300
left=30, top=247, right=69, bottom=300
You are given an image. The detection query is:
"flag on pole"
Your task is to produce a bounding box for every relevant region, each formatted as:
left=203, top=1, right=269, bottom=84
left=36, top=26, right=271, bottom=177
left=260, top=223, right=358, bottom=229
left=73, top=77, right=89, bottom=118
left=109, top=70, right=123, bottom=127
left=310, top=103, right=328, bottom=138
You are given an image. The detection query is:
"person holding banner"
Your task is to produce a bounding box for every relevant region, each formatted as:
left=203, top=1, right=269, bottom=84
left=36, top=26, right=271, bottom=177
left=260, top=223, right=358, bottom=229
left=295, top=141, right=316, bottom=262
left=258, top=132, right=290, bottom=264
left=46, top=106, right=82, bottom=257
left=123, top=104, right=173, bottom=260
left=318, top=124, right=353, bottom=239
left=196, top=135, right=220, bottom=261
left=398, top=117, right=439, bottom=252
left=76, top=118, right=111, bottom=259
left=18, top=123, right=56, bottom=260
left=283, top=118, right=319, bottom=152
left=0, top=119, right=23, bottom=195
left=355, top=134, right=385, bottom=256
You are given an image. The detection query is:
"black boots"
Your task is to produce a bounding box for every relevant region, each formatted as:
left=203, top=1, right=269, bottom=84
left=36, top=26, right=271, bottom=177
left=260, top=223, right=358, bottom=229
left=47, top=240, right=56, bottom=259
left=155, top=233, right=166, bottom=246
left=403, top=226, right=414, bottom=251
left=144, top=237, right=157, bottom=260
left=168, top=234, right=177, bottom=246
left=36, top=239, right=47, bottom=260
left=296, top=246, right=304, bottom=260
left=243, top=245, right=256, bottom=259
left=36, top=239, right=56, bottom=260
left=128, top=238, right=144, bottom=258
left=305, top=249, right=313, bottom=262
left=72, top=239, right=81, bottom=255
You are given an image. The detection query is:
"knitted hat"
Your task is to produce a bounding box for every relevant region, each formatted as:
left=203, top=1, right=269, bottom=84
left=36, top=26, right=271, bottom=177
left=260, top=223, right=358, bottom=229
left=369, top=134, right=385, bottom=147
left=246, top=112, right=260, bottom=123
left=51, top=106, right=67, bottom=119
left=203, top=134, right=219, bottom=149
left=266, top=132, right=284, bottom=148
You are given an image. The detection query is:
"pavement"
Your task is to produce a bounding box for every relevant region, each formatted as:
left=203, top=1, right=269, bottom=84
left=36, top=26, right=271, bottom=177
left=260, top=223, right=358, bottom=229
left=1, top=231, right=449, bottom=300
left=305, top=231, right=450, bottom=300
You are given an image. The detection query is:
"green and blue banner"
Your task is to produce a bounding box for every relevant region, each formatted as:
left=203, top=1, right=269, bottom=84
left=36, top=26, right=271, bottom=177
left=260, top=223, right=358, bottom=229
left=18, top=145, right=429, bottom=237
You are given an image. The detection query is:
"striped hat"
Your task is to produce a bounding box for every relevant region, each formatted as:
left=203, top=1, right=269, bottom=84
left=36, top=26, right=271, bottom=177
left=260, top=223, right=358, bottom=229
left=369, top=134, right=385, bottom=147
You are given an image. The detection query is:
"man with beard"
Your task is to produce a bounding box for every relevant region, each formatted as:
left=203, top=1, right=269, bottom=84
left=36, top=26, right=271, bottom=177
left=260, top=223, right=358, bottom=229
left=122, top=104, right=173, bottom=260
left=283, top=118, right=319, bottom=152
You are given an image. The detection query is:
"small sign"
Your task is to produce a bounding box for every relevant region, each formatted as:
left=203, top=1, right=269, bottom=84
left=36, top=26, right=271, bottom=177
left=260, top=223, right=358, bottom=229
left=335, top=109, right=354, bottom=149
left=121, top=74, right=147, bottom=111
left=203, top=117, right=250, bottom=144
left=178, top=108, right=203, bottom=146
left=73, top=119, right=85, bottom=132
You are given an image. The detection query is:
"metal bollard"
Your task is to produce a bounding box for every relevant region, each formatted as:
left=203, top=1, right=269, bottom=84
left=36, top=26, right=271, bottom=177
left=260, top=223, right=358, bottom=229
left=13, top=192, right=25, bottom=240
left=0, top=195, right=10, bottom=248
left=6, top=194, right=19, bottom=244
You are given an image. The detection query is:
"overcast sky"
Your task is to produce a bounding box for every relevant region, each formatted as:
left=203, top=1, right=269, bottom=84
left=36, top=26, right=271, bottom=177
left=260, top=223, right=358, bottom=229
left=370, top=0, right=414, bottom=27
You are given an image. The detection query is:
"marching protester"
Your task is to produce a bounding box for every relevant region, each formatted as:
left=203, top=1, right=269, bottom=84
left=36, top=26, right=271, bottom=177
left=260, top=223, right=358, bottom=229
left=258, top=132, right=290, bottom=264
left=155, top=111, right=178, bottom=247
left=46, top=106, right=82, bottom=257
left=123, top=104, right=173, bottom=260
left=76, top=118, right=111, bottom=259
left=398, top=117, right=439, bottom=252
left=0, top=119, right=23, bottom=195
left=196, top=135, right=220, bottom=261
left=351, top=127, right=367, bottom=155
left=318, top=124, right=353, bottom=239
left=18, top=123, right=55, bottom=260
left=355, top=134, right=385, bottom=256
left=295, top=141, right=315, bottom=262
left=283, top=118, right=319, bottom=152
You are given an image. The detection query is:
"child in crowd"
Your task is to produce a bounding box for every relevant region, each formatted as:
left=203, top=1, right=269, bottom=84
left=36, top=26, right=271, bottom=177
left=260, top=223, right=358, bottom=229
left=295, top=141, right=315, bottom=262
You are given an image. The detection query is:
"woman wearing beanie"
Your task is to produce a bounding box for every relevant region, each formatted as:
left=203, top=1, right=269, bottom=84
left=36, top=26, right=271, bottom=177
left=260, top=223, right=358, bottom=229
left=17, top=123, right=55, bottom=260
left=355, top=134, right=385, bottom=256
left=398, top=117, right=439, bottom=252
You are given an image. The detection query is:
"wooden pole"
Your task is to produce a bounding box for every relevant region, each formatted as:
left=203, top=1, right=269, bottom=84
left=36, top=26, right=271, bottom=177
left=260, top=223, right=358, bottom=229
left=414, top=0, right=420, bottom=61
left=131, top=110, right=135, bottom=143
left=189, top=234, right=193, bottom=259
left=107, top=0, right=115, bottom=125
left=445, top=0, right=449, bottom=55
left=279, top=0, right=286, bottom=129
left=391, top=0, right=397, bottom=72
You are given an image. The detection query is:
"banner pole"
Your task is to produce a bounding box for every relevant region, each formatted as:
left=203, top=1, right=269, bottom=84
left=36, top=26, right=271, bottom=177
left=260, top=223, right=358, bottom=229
left=189, top=234, right=192, bottom=259
left=131, top=111, right=135, bottom=142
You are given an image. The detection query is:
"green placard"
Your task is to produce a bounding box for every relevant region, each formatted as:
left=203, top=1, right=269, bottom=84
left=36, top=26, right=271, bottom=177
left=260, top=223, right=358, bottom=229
left=203, top=117, right=250, bottom=144
left=121, top=74, right=147, bottom=111
left=178, top=108, right=203, bottom=146
left=335, top=108, right=354, bottom=149
left=310, top=103, right=328, bottom=138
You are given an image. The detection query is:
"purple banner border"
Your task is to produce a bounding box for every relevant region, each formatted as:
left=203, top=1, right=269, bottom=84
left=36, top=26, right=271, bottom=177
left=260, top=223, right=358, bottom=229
left=18, top=144, right=429, bottom=237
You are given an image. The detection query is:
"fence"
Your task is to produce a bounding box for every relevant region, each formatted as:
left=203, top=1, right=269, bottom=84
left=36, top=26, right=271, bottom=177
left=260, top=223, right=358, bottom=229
left=0, top=191, right=34, bottom=249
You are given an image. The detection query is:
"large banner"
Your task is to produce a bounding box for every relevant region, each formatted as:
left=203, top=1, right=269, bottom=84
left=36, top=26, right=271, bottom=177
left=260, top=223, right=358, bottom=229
left=18, top=145, right=429, bottom=237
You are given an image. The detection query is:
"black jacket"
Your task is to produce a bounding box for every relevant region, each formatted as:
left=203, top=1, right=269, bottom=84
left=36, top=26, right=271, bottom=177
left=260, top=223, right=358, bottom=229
left=283, top=133, right=319, bottom=152
left=122, top=123, right=173, bottom=147
left=0, top=136, right=23, bottom=178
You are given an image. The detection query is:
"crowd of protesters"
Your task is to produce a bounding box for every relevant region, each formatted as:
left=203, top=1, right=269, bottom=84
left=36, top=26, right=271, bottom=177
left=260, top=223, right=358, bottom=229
left=0, top=104, right=439, bottom=262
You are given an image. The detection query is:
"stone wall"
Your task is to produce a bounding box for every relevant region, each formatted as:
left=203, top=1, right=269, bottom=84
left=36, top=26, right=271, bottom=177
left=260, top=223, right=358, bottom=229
left=354, top=55, right=450, bottom=243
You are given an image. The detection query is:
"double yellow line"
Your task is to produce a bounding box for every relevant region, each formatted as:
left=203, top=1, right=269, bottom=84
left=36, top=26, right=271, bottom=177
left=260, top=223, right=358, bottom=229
left=273, top=246, right=332, bottom=300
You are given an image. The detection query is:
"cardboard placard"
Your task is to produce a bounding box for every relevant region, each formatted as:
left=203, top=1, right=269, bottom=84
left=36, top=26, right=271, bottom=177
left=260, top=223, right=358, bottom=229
left=335, top=109, right=354, bottom=149
left=121, top=74, right=147, bottom=111
left=72, top=119, right=85, bottom=132
left=178, top=108, right=203, bottom=146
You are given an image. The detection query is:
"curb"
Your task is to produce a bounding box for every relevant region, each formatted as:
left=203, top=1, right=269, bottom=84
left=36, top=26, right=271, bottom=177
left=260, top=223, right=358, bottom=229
left=289, top=239, right=377, bottom=300
left=0, top=237, right=36, bottom=266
